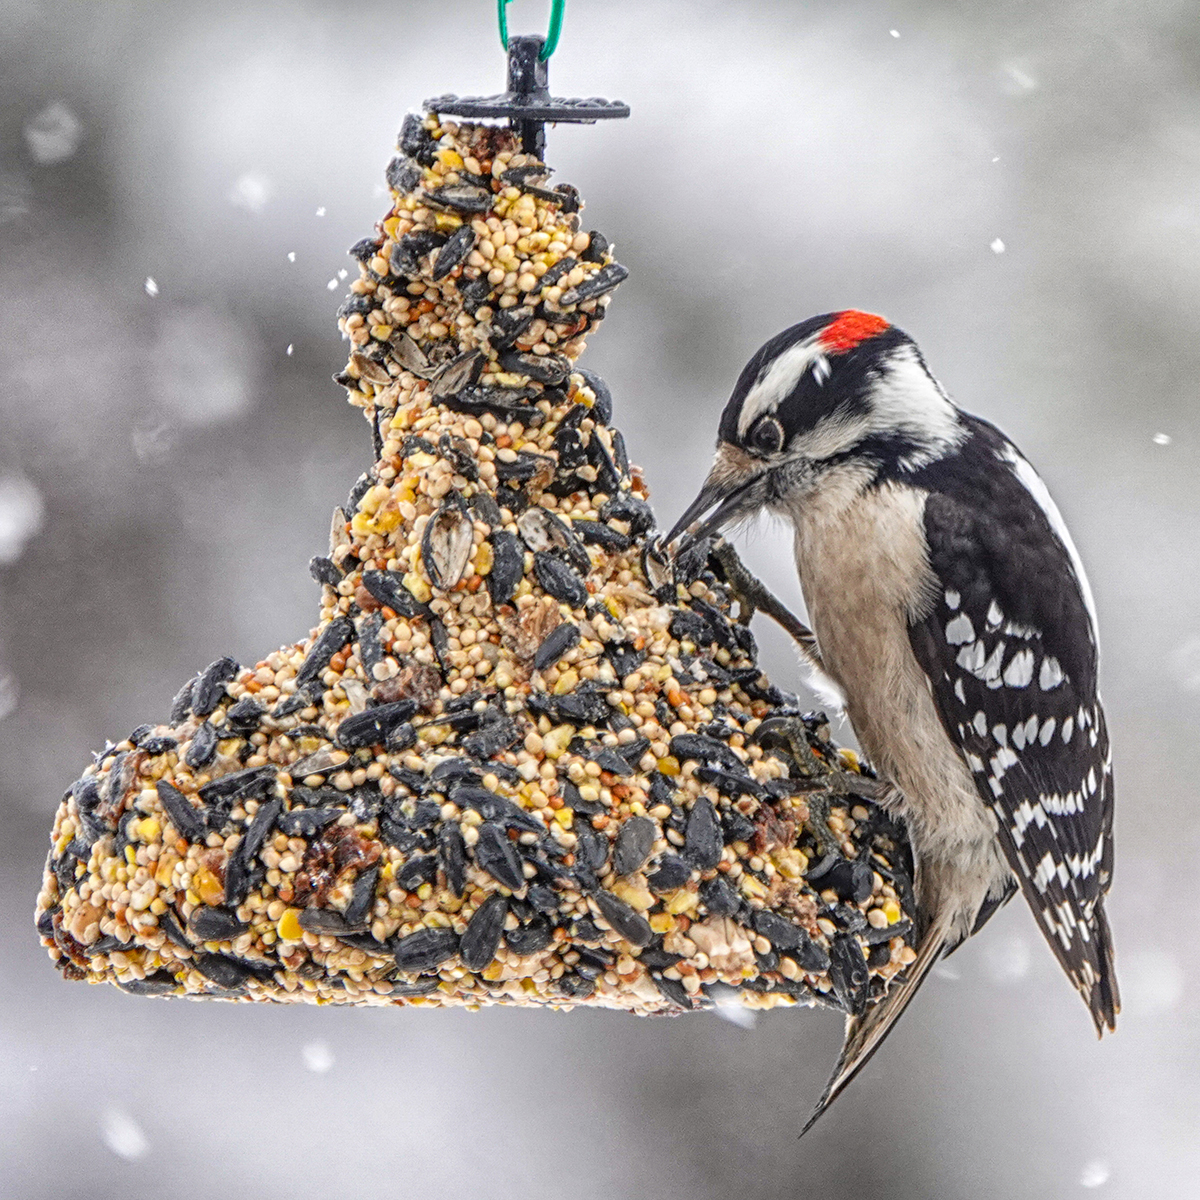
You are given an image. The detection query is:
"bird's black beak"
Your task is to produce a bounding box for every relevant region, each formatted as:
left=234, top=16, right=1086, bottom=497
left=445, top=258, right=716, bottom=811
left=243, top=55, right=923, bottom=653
left=665, top=469, right=768, bottom=550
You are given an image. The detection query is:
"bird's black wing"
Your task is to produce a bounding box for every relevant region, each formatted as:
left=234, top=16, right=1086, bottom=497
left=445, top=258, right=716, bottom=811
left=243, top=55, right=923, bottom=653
left=907, top=416, right=1117, bottom=1030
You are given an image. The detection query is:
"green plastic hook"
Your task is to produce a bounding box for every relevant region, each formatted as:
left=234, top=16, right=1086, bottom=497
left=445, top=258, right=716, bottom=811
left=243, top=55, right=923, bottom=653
left=498, top=0, right=565, bottom=61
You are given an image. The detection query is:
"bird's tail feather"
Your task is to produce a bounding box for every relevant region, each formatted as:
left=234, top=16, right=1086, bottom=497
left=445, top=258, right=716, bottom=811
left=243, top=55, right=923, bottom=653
left=799, top=908, right=954, bottom=1137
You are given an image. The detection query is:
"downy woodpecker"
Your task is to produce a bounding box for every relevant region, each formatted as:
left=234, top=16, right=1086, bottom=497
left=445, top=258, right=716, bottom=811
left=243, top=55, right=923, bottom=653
left=667, top=310, right=1118, bottom=1130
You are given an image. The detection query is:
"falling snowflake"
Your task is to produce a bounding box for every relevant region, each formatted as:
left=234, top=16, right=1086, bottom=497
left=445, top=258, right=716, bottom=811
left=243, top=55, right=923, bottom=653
left=990, top=238, right=1006, bottom=254
left=24, top=101, right=82, bottom=164
left=144, top=276, right=159, bottom=296
left=0, top=475, right=45, bottom=565
left=889, top=29, right=900, bottom=38
left=1080, top=1159, right=1111, bottom=1189
left=286, top=343, right=294, bottom=356
left=228, top=172, right=271, bottom=214
left=100, top=1108, right=149, bottom=1161
left=1152, top=432, right=1171, bottom=445
left=287, top=251, right=296, bottom=262
left=1172, top=635, right=1200, bottom=691
left=0, top=674, right=18, bottom=723
left=326, top=279, right=338, bottom=291
left=302, top=1041, right=335, bottom=1073
left=981, top=933, right=1032, bottom=984
left=315, top=206, right=327, bottom=217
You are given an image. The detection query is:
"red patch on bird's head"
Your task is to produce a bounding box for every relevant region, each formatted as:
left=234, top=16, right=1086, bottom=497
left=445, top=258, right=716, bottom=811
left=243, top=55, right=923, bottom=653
left=819, top=310, right=891, bottom=354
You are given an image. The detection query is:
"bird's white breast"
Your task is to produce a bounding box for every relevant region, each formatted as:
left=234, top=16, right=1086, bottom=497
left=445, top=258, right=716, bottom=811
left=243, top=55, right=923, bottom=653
left=780, top=473, right=1008, bottom=914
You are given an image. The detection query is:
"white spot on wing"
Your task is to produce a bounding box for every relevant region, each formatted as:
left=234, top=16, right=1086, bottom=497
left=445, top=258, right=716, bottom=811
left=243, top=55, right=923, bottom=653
left=1040, top=656, right=1064, bottom=689
left=973, top=711, right=987, bottom=736
left=986, top=600, right=1003, bottom=628
left=1039, top=717, right=1057, bottom=746
left=945, top=613, right=975, bottom=645
left=945, top=589, right=961, bottom=610
left=1002, top=648, right=1035, bottom=687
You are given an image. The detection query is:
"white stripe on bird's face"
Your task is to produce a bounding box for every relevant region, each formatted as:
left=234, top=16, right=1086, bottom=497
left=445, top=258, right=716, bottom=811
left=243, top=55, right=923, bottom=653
left=736, top=336, right=830, bottom=440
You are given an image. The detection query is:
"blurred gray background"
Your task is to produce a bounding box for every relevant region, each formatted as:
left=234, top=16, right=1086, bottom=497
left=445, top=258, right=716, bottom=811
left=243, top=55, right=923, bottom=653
left=2, top=0, right=1198, bottom=1195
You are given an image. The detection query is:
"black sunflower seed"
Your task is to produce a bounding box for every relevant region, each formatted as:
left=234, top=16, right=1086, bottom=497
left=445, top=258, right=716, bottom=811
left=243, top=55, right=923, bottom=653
left=159, top=909, right=190, bottom=950
left=573, top=519, right=631, bottom=552
left=534, top=622, right=580, bottom=671
left=669, top=733, right=744, bottom=774
left=193, top=657, right=239, bottom=718
left=445, top=788, right=544, bottom=835
left=700, top=875, right=741, bottom=916
left=444, top=383, right=542, bottom=425
left=593, top=891, right=652, bottom=947
left=396, top=854, right=439, bottom=891
left=456, top=273, right=493, bottom=313
left=461, top=716, right=520, bottom=759
left=277, top=807, right=340, bottom=838
left=430, top=222, right=475, bottom=281
left=604, top=640, right=645, bottom=678
left=613, top=816, right=656, bottom=876
left=399, top=112, right=433, bottom=162
left=226, top=696, right=264, bottom=730
left=499, top=350, right=570, bottom=385
left=474, top=823, right=525, bottom=891
left=359, top=570, right=426, bottom=619
left=295, top=617, right=356, bottom=691
left=336, top=699, right=419, bottom=748
left=439, top=825, right=467, bottom=897
left=468, top=491, right=502, bottom=527
left=693, top=766, right=765, bottom=802
left=297, top=908, right=358, bottom=935
left=828, top=934, right=869, bottom=1015
left=559, top=261, right=628, bottom=307
left=572, top=368, right=612, bottom=424
left=156, top=780, right=205, bottom=842
left=505, top=916, right=552, bottom=956
left=392, top=927, right=459, bottom=973
left=187, top=906, right=248, bottom=942
left=598, top=491, right=654, bottom=536
left=349, top=236, right=381, bottom=263
left=309, top=555, right=342, bottom=587
left=573, top=819, right=608, bottom=874
left=385, top=155, right=422, bottom=193
left=169, top=678, right=196, bottom=723
left=120, top=971, right=179, bottom=997
left=391, top=229, right=446, bottom=276
left=224, top=796, right=282, bottom=906
left=194, top=954, right=265, bottom=990
left=198, top=765, right=277, bottom=807
left=343, top=864, right=380, bottom=928
left=647, top=855, right=692, bottom=893
left=489, top=305, right=535, bottom=351
left=671, top=609, right=715, bottom=649
left=533, top=552, right=587, bottom=606
left=424, top=184, right=492, bottom=213
left=487, top=530, right=524, bottom=605
left=537, top=255, right=576, bottom=289
left=552, top=972, right=595, bottom=999
left=581, top=230, right=609, bottom=263
left=525, top=687, right=609, bottom=728
left=651, top=974, right=694, bottom=1010
left=684, top=797, right=723, bottom=869
left=460, top=893, right=508, bottom=971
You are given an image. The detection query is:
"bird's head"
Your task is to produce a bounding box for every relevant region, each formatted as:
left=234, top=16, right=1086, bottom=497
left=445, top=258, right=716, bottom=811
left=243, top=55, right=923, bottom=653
left=666, top=310, right=964, bottom=547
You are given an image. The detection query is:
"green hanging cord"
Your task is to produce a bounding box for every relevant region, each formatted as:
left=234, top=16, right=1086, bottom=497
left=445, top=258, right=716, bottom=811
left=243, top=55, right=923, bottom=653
left=498, top=0, right=566, bottom=60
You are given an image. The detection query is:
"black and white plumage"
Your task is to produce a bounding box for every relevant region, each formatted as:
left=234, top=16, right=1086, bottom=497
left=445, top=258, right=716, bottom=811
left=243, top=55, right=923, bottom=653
left=667, top=310, right=1118, bottom=1132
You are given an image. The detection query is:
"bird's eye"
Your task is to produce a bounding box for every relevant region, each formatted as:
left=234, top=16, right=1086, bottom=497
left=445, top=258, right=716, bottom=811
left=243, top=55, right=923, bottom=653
left=747, top=415, right=784, bottom=455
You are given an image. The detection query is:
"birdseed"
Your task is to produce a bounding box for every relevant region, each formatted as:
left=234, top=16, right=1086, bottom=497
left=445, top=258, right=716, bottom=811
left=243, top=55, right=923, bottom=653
left=35, top=114, right=916, bottom=1016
